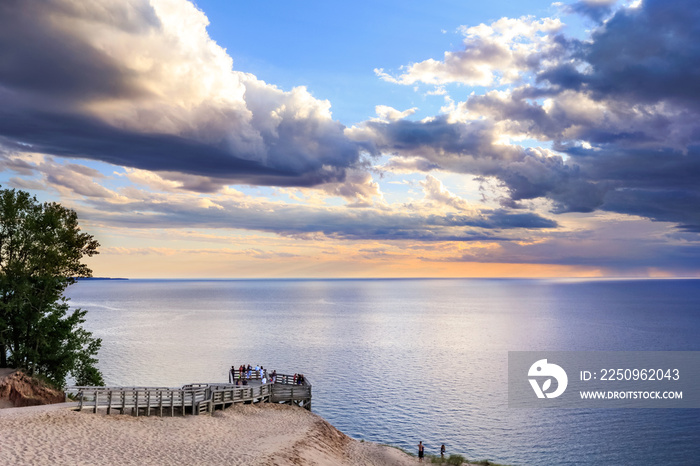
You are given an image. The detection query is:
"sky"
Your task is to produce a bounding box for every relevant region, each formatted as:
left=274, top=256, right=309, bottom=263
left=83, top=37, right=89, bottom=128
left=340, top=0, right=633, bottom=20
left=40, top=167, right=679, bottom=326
left=1, top=0, right=699, bottom=279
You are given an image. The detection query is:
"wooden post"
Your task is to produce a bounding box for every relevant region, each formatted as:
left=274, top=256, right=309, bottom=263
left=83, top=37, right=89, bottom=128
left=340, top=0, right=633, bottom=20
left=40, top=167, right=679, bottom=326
left=93, top=391, right=98, bottom=414
left=107, top=391, right=112, bottom=415
left=135, top=391, right=139, bottom=417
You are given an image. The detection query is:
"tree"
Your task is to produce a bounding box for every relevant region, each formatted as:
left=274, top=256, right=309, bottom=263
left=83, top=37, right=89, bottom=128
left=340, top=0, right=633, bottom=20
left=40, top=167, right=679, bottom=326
left=0, top=187, right=104, bottom=387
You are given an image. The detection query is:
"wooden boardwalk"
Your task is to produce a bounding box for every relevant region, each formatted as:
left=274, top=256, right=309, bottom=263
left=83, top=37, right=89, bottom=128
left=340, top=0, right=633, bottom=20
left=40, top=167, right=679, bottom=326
left=67, top=370, right=312, bottom=417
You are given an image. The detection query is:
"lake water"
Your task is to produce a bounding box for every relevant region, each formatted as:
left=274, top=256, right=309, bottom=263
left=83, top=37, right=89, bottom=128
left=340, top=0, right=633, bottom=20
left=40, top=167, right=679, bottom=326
left=66, top=278, right=700, bottom=465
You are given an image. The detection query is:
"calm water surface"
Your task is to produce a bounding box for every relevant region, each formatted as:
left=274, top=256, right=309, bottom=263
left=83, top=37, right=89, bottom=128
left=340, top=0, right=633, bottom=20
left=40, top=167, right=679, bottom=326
left=66, top=278, right=700, bottom=465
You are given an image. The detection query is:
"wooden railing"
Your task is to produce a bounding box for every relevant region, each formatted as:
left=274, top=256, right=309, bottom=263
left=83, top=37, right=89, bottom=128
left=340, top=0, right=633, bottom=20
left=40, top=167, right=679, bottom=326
left=229, top=368, right=268, bottom=381
left=269, top=383, right=312, bottom=409
left=210, top=384, right=272, bottom=410
left=268, top=373, right=312, bottom=410
left=67, top=371, right=311, bottom=417
left=67, top=386, right=209, bottom=417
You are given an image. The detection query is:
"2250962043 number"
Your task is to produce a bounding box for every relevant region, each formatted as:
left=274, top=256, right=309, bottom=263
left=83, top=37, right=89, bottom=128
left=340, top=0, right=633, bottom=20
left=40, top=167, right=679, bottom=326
left=600, top=368, right=680, bottom=381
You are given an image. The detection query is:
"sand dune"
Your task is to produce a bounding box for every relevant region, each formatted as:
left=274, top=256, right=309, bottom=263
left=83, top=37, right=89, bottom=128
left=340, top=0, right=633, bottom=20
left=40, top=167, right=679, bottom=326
left=0, top=403, right=418, bottom=465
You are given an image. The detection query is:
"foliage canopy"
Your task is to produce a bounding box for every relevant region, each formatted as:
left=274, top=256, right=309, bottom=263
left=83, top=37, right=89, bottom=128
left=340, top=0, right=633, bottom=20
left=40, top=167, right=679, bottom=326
left=0, top=187, right=104, bottom=387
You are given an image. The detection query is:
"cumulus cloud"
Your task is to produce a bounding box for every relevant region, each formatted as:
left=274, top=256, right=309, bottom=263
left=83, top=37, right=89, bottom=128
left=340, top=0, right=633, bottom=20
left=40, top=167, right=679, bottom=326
left=373, top=105, right=418, bottom=122
left=316, top=169, right=384, bottom=207
left=0, top=0, right=362, bottom=186
left=380, top=157, right=441, bottom=174
left=353, top=115, right=603, bottom=212
left=367, top=0, right=700, bottom=232
left=541, top=0, right=700, bottom=108
left=375, top=16, right=563, bottom=86
left=420, top=175, right=477, bottom=213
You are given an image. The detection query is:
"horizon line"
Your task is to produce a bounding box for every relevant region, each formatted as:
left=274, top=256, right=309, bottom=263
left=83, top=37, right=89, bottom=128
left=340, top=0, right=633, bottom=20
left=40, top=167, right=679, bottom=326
left=79, top=276, right=700, bottom=281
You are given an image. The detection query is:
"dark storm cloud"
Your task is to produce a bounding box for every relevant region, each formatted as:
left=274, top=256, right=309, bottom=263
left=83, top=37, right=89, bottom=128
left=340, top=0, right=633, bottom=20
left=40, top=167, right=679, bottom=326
left=602, top=188, right=700, bottom=233
left=540, top=0, right=700, bottom=230
left=542, top=0, right=700, bottom=106
left=467, top=210, right=557, bottom=229
left=364, top=116, right=605, bottom=212
left=0, top=104, right=280, bottom=177
left=566, top=1, right=615, bottom=22
left=586, top=0, right=700, bottom=106
left=0, top=0, right=153, bottom=102
left=368, top=0, right=700, bottom=232
left=0, top=0, right=362, bottom=187
left=0, top=101, right=354, bottom=187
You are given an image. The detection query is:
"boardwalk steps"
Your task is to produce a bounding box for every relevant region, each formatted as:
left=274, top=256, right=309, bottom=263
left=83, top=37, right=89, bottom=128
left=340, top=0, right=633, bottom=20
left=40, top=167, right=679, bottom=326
left=67, top=372, right=311, bottom=417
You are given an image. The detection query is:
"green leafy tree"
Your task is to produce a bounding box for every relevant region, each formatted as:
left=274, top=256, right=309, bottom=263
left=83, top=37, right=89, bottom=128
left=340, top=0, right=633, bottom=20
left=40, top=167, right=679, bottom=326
left=0, top=187, right=104, bottom=387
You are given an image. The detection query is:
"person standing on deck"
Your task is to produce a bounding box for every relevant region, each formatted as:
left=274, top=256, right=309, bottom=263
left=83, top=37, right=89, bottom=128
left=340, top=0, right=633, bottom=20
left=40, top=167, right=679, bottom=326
left=418, top=441, right=424, bottom=462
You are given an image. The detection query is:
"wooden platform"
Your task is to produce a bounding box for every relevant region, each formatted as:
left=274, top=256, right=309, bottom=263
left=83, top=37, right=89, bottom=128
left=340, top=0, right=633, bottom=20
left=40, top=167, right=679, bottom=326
left=66, top=370, right=312, bottom=417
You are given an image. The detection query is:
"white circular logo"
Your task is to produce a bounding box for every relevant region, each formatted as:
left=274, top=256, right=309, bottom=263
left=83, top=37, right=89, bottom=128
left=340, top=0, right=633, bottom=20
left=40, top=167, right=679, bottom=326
left=528, top=359, right=568, bottom=399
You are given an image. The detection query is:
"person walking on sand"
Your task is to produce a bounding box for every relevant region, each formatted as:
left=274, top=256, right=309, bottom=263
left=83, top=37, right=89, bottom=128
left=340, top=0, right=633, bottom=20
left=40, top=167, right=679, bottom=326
left=418, top=441, right=424, bottom=462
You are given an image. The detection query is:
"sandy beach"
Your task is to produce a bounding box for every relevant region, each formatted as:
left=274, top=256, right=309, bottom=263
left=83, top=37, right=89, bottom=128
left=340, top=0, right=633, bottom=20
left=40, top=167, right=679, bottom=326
left=0, top=402, right=422, bottom=465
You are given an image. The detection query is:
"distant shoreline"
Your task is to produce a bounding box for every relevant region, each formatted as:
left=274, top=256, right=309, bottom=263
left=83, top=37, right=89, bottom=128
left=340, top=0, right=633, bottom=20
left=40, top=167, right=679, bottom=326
left=75, top=277, right=129, bottom=281
left=72, top=276, right=700, bottom=283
